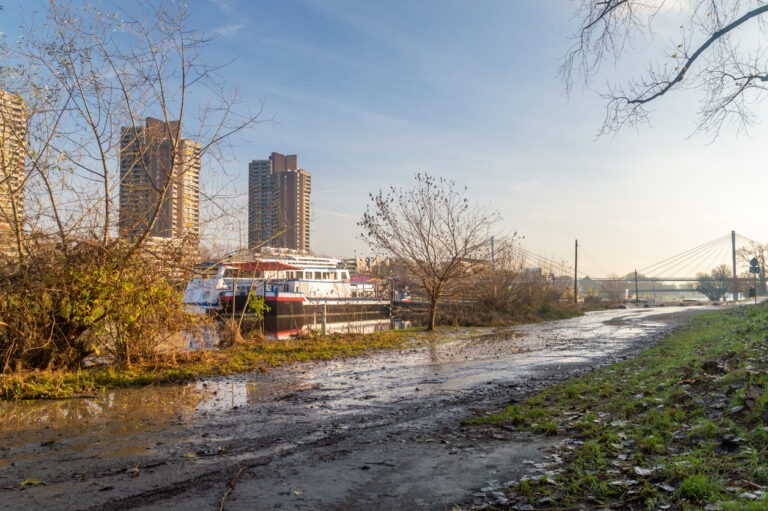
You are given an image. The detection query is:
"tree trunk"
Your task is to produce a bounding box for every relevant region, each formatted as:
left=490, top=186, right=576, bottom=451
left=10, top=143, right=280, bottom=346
left=428, top=301, right=438, bottom=331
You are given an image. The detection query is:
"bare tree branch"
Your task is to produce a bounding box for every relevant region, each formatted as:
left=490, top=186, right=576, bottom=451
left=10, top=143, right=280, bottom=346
left=0, top=1, right=261, bottom=371
left=563, top=1, right=768, bottom=135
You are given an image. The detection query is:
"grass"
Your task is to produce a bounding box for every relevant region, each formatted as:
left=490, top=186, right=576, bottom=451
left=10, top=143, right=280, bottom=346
left=470, top=303, right=768, bottom=510
left=0, top=329, right=417, bottom=400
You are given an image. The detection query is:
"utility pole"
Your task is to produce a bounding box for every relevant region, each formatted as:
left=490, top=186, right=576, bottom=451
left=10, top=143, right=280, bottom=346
left=634, top=269, right=639, bottom=303
left=574, top=239, right=578, bottom=305
left=732, top=230, right=738, bottom=302
left=490, top=236, right=497, bottom=298
left=490, top=236, right=495, bottom=268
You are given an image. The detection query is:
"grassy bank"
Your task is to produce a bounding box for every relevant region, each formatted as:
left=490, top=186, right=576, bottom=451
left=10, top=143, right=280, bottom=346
left=471, top=303, right=768, bottom=510
left=0, top=329, right=416, bottom=401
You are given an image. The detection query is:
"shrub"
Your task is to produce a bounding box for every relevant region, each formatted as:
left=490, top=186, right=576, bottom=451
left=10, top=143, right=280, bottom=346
left=0, top=240, right=198, bottom=371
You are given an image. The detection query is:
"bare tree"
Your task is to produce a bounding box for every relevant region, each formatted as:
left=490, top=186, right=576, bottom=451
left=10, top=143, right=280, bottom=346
left=736, top=241, right=766, bottom=294
left=467, top=239, right=533, bottom=310
left=563, top=1, right=768, bottom=136
left=0, top=1, right=260, bottom=370
left=696, top=264, right=732, bottom=301
left=359, top=173, right=501, bottom=331
left=602, top=273, right=629, bottom=302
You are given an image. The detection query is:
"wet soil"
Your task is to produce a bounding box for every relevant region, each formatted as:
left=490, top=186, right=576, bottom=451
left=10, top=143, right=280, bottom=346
left=0, top=306, right=710, bottom=510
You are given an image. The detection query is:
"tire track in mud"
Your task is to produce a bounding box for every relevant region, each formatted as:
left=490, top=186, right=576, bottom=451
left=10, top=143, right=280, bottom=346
left=93, top=363, right=639, bottom=509
left=81, top=395, right=483, bottom=510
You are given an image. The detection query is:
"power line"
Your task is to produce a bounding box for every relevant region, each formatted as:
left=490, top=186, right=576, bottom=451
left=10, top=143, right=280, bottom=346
left=511, top=245, right=572, bottom=275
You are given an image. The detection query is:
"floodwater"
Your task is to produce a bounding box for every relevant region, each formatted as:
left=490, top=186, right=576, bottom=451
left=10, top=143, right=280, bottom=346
left=0, top=305, right=712, bottom=511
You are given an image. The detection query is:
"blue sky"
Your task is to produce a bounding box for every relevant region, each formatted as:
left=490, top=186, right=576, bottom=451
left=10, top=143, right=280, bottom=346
left=3, top=1, right=768, bottom=276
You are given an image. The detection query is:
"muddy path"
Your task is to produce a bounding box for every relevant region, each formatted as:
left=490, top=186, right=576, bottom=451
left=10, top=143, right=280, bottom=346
left=0, top=306, right=711, bottom=510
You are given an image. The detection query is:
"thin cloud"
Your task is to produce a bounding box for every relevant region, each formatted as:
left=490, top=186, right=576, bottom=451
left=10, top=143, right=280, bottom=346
left=212, top=23, right=244, bottom=38
left=314, top=208, right=359, bottom=221
left=208, top=0, right=235, bottom=15
left=261, top=34, right=376, bottom=74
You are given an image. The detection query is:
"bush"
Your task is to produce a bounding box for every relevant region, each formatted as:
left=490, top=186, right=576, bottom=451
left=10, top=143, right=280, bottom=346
left=0, top=240, right=198, bottom=372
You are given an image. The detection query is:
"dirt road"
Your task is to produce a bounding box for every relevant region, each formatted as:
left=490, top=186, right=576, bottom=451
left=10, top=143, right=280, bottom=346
left=0, top=306, right=709, bottom=510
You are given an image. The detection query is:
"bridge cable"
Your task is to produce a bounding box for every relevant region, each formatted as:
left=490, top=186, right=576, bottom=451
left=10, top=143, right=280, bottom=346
left=638, top=235, right=728, bottom=277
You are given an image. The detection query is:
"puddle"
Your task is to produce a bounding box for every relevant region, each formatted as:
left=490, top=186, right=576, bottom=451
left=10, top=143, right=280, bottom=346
left=0, top=384, right=208, bottom=465
left=193, top=377, right=319, bottom=412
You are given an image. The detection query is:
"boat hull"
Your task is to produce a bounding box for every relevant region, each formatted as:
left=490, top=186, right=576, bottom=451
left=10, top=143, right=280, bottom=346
left=218, top=292, right=391, bottom=334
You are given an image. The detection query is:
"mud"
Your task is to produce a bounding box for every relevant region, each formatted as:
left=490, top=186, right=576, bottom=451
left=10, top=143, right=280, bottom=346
left=0, top=306, right=710, bottom=510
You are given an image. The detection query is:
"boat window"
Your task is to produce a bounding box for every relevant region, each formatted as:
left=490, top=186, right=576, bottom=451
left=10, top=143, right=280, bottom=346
left=315, top=271, right=322, bottom=280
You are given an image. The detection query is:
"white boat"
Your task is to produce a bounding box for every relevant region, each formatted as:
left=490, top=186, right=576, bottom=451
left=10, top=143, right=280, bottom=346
left=182, top=254, right=390, bottom=334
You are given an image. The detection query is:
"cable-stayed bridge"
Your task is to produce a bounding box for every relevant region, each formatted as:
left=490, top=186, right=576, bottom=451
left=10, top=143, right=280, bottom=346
left=509, top=231, right=765, bottom=303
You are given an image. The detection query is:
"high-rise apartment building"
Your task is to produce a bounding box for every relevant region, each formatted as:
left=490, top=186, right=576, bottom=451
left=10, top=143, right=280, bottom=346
left=119, top=117, right=201, bottom=247
left=274, top=165, right=311, bottom=252
left=248, top=152, right=311, bottom=253
left=247, top=158, right=273, bottom=248
left=0, top=89, right=27, bottom=255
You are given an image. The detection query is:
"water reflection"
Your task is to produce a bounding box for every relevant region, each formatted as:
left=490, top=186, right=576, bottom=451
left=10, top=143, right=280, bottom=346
left=0, top=385, right=206, bottom=443
left=187, top=317, right=411, bottom=345
left=303, top=318, right=411, bottom=338
left=193, top=377, right=319, bottom=413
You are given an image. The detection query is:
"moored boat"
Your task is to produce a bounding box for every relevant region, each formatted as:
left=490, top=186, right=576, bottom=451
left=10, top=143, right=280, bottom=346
left=182, top=254, right=391, bottom=334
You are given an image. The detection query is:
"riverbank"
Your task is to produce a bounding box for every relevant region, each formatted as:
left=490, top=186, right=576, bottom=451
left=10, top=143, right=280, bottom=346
left=0, top=300, right=589, bottom=401
left=463, top=302, right=768, bottom=510
left=0, top=329, right=419, bottom=400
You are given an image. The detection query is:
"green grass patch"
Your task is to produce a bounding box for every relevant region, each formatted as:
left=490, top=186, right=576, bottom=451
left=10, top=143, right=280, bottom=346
left=471, top=303, right=768, bottom=509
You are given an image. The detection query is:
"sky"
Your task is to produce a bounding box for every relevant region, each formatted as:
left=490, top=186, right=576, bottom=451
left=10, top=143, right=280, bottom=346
left=2, top=0, right=767, bottom=277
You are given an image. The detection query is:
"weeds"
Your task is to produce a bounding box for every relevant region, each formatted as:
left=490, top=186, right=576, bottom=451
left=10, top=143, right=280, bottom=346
left=677, top=473, right=720, bottom=503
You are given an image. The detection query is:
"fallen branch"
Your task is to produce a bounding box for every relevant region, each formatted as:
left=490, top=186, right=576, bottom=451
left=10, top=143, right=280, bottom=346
left=219, top=461, right=271, bottom=511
